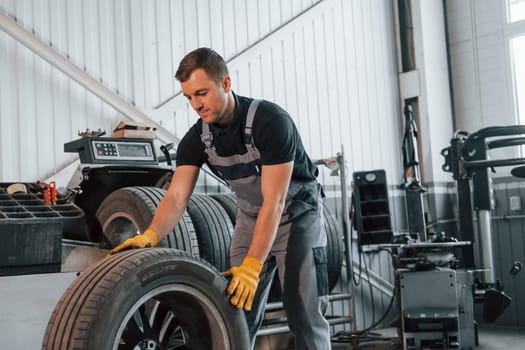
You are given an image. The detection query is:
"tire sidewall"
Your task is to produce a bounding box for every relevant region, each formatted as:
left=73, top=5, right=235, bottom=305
left=87, top=251, right=248, bottom=349
left=96, top=188, right=153, bottom=246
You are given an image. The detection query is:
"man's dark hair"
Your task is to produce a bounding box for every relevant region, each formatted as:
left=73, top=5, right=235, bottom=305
left=175, top=47, right=229, bottom=83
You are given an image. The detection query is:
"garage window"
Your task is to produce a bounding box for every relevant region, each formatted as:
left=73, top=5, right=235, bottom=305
left=508, top=0, right=525, bottom=22
left=509, top=0, right=525, bottom=22
left=506, top=1, right=525, bottom=126
left=510, top=35, right=525, bottom=125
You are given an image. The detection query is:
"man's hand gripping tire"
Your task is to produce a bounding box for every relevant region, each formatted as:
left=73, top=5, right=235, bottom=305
left=221, top=256, right=263, bottom=311
left=109, top=229, right=159, bottom=254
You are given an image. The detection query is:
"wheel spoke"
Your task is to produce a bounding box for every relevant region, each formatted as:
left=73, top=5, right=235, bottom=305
left=138, top=303, right=156, bottom=338
left=165, top=324, right=189, bottom=349
left=147, top=299, right=160, bottom=328
left=119, top=304, right=156, bottom=348
left=148, top=299, right=190, bottom=349
left=158, top=311, right=175, bottom=343
left=117, top=297, right=195, bottom=350
left=118, top=324, right=141, bottom=348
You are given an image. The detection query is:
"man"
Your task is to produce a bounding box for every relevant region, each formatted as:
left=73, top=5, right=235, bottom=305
left=110, top=47, right=331, bottom=349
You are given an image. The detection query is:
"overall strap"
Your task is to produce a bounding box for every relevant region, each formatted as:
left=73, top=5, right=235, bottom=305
left=200, top=98, right=262, bottom=151
left=200, top=122, right=214, bottom=152
left=244, top=99, right=262, bottom=144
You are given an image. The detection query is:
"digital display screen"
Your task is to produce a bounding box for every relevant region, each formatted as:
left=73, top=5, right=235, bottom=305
left=118, top=144, right=149, bottom=157
left=90, top=139, right=155, bottom=163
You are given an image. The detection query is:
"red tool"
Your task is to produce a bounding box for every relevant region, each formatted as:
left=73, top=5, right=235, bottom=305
left=41, top=181, right=57, bottom=205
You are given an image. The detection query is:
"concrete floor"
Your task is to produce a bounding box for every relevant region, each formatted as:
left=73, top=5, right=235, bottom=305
left=1, top=272, right=524, bottom=350
left=257, top=324, right=525, bottom=350
left=0, top=272, right=77, bottom=350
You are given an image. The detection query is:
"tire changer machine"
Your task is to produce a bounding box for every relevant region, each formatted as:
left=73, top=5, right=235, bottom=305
left=351, top=106, right=513, bottom=349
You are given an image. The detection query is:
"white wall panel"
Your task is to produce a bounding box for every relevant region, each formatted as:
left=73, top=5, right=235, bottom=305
left=0, top=0, right=402, bottom=199
left=446, top=0, right=514, bottom=132
left=157, top=0, right=401, bottom=193
left=0, top=0, right=403, bottom=333
left=4, top=0, right=353, bottom=182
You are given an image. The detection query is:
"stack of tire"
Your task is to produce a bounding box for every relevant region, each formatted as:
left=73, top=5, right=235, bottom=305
left=42, top=187, right=343, bottom=349
left=95, top=187, right=343, bottom=294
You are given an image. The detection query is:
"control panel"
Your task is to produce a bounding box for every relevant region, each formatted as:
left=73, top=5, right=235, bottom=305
left=64, top=137, right=158, bottom=165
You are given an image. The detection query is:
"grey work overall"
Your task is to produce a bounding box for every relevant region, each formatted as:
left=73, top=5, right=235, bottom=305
left=201, top=100, right=331, bottom=350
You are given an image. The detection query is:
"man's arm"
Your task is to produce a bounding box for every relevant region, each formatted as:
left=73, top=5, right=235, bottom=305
left=149, top=165, right=200, bottom=239
left=247, top=161, right=293, bottom=261
left=221, top=161, right=293, bottom=311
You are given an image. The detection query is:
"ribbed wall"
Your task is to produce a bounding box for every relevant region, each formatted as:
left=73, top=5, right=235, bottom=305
left=0, top=0, right=402, bottom=194
left=0, top=0, right=403, bottom=333
left=445, top=0, right=514, bottom=131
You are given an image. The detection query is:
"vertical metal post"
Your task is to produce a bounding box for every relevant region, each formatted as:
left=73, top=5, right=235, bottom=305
left=402, top=102, right=427, bottom=241
left=405, top=190, right=427, bottom=241
left=470, top=142, right=496, bottom=284
left=336, top=145, right=358, bottom=346
left=477, top=210, right=496, bottom=284
left=456, top=179, right=476, bottom=268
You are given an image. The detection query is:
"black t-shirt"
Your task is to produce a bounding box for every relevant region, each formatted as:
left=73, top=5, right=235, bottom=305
left=175, top=93, right=318, bottom=182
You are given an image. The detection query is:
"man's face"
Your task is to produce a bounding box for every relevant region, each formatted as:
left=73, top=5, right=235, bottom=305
left=180, top=68, right=231, bottom=126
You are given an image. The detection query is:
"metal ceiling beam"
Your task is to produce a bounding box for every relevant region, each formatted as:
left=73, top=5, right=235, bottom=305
left=0, top=11, right=179, bottom=145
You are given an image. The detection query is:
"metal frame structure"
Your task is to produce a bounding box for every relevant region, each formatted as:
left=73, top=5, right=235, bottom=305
left=0, top=12, right=179, bottom=146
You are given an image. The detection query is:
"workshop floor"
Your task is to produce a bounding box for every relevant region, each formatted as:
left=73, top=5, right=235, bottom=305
left=257, top=324, right=525, bottom=349
left=1, top=272, right=524, bottom=350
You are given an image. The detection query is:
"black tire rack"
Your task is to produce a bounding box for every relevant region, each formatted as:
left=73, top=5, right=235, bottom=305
left=0, top=183, right=84, bottom=276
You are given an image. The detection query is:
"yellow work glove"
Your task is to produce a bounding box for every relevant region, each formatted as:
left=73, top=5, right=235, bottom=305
left=109, top=229, right=159, bottom=255
left=221, top=256, right=263, bottom=311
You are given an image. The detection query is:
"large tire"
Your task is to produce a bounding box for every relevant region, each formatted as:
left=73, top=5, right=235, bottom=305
left=186, top=193, right=233, bottom=272
left=208, top=192, right=238, bottom=224
left=95, top=186, right=199, bottom=257
left=322, top=200, right=343, bottom=290
left=42, top=248, right=250, bottom=350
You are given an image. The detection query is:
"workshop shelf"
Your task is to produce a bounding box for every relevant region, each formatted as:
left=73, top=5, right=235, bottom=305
left=0, top=182, right=85, bottom=276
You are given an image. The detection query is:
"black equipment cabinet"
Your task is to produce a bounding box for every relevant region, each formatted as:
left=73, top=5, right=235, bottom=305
left=352, top=169, right=393, bottom=245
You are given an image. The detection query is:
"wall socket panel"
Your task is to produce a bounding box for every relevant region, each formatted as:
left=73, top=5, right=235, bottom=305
left=510, top=196, right=522, bottom=211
